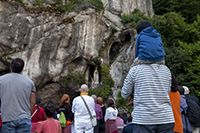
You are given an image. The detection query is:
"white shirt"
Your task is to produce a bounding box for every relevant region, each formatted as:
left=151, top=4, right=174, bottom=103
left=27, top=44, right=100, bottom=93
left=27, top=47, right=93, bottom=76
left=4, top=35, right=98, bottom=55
left=104, top=107, right=118, bottom=122
left=72, top=94, right=96, bottom=132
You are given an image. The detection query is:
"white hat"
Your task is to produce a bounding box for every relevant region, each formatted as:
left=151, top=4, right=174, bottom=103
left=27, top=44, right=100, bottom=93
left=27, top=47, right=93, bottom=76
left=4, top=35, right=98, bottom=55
left=182, top=86, right=189, bottom=94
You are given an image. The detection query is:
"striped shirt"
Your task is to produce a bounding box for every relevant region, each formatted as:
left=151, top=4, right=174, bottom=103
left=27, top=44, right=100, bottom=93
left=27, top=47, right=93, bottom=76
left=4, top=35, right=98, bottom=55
left=121, top=64, right=174, bottom=125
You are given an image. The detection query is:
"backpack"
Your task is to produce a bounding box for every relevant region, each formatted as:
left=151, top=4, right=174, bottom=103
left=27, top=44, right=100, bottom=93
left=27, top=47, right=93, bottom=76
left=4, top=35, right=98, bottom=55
left=59, top=111, right=66, bottom=128
left=185, top=98, right=200, bottom=127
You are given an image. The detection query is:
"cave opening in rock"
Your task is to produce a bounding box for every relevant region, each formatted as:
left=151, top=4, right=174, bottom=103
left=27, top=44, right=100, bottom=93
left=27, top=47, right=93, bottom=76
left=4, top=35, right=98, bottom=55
left=109, top=42, right=120, bottom=62
left=109, top=33, right=132, bottom=63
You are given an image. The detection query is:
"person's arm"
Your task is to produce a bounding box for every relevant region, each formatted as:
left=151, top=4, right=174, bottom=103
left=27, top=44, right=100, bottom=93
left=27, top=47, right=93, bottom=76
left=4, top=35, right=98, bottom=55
left=58, top=129, right=61, bottom=133
left=30, top=92, right=36, bottom=114
left=121, top=68, right=135, bottom=99
left=104, top=108, right=109, bottom=122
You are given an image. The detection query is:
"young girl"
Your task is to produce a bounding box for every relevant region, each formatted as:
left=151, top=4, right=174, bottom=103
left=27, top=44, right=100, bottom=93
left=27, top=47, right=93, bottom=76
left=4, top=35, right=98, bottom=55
left=104, top=99, right=118, bottom=133
left=58, top=94, right=74, bottom=133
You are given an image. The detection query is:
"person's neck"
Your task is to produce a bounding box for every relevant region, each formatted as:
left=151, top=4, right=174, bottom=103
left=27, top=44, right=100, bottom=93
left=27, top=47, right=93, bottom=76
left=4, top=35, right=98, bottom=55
left=46, top=117, right=53, bottom=119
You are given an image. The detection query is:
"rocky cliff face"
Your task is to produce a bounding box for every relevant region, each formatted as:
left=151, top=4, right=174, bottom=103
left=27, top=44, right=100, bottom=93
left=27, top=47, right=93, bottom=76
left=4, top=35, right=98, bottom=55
left=0, top=0, right=153, bottom=106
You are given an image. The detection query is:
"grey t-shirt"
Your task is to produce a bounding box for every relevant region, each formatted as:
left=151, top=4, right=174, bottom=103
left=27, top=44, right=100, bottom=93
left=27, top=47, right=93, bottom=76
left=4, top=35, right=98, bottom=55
left=0, top=73, right=36, bottom=122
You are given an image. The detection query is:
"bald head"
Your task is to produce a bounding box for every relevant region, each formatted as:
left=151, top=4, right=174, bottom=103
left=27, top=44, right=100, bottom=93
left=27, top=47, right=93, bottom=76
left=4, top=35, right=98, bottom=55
left=80, top=84, right=89, bottom=92
left=96, top=97, right=103, bottom=105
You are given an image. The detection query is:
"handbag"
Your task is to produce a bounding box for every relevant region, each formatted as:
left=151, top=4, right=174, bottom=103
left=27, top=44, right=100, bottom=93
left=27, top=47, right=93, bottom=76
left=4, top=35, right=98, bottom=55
left=80, top=96, right=97, bottom=127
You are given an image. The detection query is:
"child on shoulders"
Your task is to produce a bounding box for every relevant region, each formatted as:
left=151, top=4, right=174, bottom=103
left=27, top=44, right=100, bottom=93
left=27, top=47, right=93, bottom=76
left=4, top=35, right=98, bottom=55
left=131, top=20, right=165, bottom=67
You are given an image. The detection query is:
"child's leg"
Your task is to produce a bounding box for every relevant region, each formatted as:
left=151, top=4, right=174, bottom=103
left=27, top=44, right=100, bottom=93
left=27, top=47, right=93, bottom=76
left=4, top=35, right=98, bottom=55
left=130, top=57, right=144, bottom=67
left=131, top=58, right=165, bottom=68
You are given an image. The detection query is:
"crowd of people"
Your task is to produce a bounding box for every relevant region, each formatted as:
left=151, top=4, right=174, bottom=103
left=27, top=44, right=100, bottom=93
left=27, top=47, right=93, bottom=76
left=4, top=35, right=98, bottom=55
left=0, top=20, right=200, bottom=133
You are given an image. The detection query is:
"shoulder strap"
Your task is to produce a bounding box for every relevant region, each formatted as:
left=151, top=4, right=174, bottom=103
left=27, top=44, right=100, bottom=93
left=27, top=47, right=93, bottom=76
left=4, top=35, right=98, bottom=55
left=80, top=96, right=92, bottom=118
left=31, top=108, right=38, bottom=118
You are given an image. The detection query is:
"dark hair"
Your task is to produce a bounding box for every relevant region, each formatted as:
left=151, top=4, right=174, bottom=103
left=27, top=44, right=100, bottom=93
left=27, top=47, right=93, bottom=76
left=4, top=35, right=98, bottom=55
left=136, top=20, right=153, bottom=34
left=11, top=58, right=24, bottom=73
left=171, top=72, right=178, bottom=92
left=128, top=116, right=132, bottom=122
left=36, top=97, right=41, bottom=118
left=118, top=111, right=122, bottom=117
left=107, top=99, right=115, bottom=108
left=122, top=113, right=127, bottom=117
left=177, top=86, right=184, bottom=95
left=44, top=103, right=55, bottom=118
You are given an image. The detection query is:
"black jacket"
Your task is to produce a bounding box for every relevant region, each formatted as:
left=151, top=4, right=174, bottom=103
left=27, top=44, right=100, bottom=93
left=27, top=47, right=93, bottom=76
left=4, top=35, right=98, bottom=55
left=58, top=102, right=74, bottom=122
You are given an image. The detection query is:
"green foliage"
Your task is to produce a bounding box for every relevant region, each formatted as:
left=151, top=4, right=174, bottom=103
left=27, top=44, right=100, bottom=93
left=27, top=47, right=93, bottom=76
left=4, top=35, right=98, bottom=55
left=116, top=91, right=132, bottom=112
left=35, top=0, right=44, bottom=6
left=100, top=64, right=110, bottom=77
left=63, top=72, right=85, bottom=87
left=85, top=0, right=104, bottom=12
left=178, top=41, right=200, bottom=96
left=152, top=12, right=200, bottom=47
left=89, top=64, right=114, bottom=98
left=55, top=0, right=81, bottom=12
left=15, top=0, right=23, bottom=4
left=120, top=9, right=149, bottom=28
left=153, top=0, right=200, bottom=23
left=111, top=26, right=118, bottom=34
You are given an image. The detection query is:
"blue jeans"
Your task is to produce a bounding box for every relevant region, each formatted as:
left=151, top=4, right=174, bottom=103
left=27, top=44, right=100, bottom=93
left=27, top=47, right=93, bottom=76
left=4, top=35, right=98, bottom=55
left=2, top=119, right=31, bottom=133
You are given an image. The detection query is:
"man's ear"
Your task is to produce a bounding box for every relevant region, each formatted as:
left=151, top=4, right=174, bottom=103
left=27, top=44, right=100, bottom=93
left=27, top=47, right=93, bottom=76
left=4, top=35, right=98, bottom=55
left=87, top=89, right=89, bottom=92
left=10, top=66, right=12, bottom=72
left=79, top=89, right=81, bottom=92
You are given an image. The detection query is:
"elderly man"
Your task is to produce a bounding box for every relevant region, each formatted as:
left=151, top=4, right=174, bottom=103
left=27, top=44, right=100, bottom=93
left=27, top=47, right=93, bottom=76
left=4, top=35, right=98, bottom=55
left=72, top=84, right=96, bottom=133
left=182, top=86, right=200, bottom=133
left=0, top=58, right=36, bottom=133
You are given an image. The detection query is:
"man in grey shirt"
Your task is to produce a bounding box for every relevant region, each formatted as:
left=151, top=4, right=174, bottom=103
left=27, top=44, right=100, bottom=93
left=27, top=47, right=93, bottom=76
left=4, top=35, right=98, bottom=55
left=0, top=58, right=36, bottom=133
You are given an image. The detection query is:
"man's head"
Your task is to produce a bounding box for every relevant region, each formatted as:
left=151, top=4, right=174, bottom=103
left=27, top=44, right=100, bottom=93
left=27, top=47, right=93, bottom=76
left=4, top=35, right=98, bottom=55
left=79, top=84, right=89, bottom=93
left=177, top=86, right=184, bottom=95
left=91, top=94, right=97, bottom=101
left=10, top=58, right=24, bottom=73
left=136, top=20, right=153, bottom=34
left=44, top=103, right=56, bottom=118
left=182, top=86, right=189, bottom=94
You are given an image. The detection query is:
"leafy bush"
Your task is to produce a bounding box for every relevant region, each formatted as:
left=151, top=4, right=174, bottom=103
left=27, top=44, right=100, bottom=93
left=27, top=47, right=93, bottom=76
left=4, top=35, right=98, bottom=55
left=89, top=64, right=114, bottom=98
left=121, top=9, right=149, bottom=28
left=63, top=72, right=85, bottom=87
left=55, top=0, right=81, bottom=12
left=86, top=0, right=104, bottom=12
left=116, top=91, right=132, bottom=112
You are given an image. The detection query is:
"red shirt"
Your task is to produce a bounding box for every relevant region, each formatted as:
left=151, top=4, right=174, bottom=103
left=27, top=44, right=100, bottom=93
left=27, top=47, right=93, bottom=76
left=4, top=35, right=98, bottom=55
left=31, top=106, right=46, bottom=123
left=35, top=119, right=61, bottom=133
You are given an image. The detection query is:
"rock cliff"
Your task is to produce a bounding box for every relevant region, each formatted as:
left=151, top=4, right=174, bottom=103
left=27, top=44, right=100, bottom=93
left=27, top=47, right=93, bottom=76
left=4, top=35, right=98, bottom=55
left=0, top=0, right=153, bottom=106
